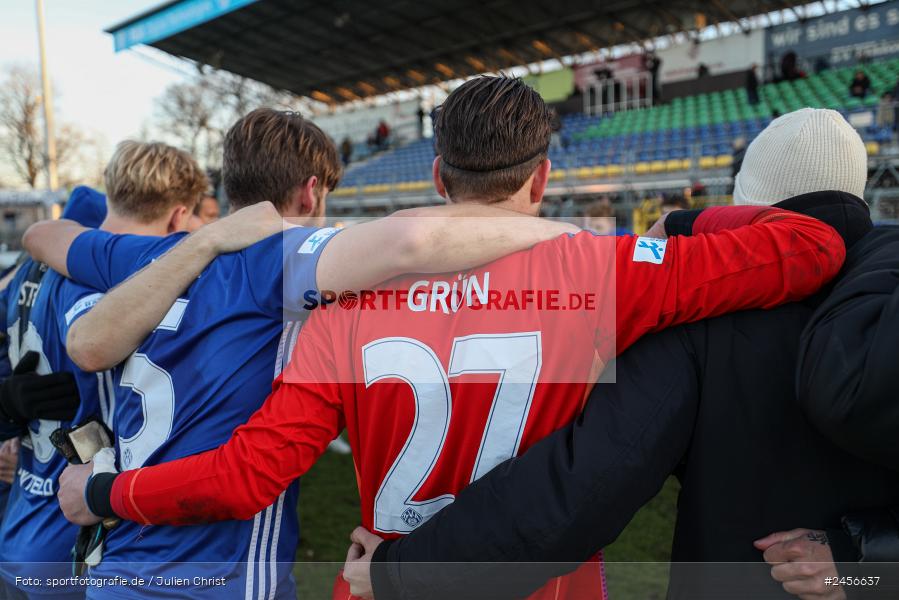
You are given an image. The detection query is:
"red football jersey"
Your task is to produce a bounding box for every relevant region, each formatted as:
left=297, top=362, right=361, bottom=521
left=321, top=234, right=615, bottom=599
left=318, top=234, right=613, bottom=536
left=112, top=209, right=845, bottom=599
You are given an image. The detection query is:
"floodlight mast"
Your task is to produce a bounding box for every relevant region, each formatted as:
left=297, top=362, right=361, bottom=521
left=35, top=0, right=58, bottom=191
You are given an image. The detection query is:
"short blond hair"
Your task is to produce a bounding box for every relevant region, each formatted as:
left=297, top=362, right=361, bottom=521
left=104, top=141, right=208, bottom=222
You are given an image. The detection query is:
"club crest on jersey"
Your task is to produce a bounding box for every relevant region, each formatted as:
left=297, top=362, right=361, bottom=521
left=401, top=508, right=424, bottom=528
left=633, top=237, right=668, bottom=264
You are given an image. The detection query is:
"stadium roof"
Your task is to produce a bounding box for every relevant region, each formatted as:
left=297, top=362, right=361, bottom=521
left=107, top=0, right=809, bottom=102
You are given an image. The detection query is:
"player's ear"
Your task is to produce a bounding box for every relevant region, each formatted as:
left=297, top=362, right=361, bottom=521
left=529, top=159, right=551, bottom=205
left=297, top=176, right=320, bottom=216
left=168, top=204, right=192, bottom=234
left=433, top=157, right=448, bottom=200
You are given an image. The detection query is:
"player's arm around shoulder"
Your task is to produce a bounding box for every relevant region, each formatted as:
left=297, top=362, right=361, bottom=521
left=22, top=219, right=90, bottom=277
left=617, top=207, right=844, bottom=340
left=67, top=202, right=286, bottom=372
left=315, top=204, right=578, bottom=293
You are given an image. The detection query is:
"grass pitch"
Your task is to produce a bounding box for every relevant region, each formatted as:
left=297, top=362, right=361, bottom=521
left=295, top=448, right=679, bottom=598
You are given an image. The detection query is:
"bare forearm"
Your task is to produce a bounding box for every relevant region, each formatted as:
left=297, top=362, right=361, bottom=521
left=317, top=205, right=577, bottom=292
left=410, top=211, right=578, bottom=273
left=67, top=232, right=219, bottom=371
left=22, top=220, right=88, bottom=276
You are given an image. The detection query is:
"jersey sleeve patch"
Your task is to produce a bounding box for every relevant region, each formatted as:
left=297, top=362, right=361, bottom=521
left=632, top=237, right=668, bottom=264
left=65, top=293, right=104, bottom=325
left=297, top=227, right=339, bottom=254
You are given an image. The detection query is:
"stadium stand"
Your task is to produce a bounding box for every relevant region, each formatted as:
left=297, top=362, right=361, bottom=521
left=103, top=0, right=899, bottom=229
left=334, top=57, right=899, bottom=199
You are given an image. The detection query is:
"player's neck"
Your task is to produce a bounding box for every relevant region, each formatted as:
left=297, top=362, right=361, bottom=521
left=100, top=214, right=171, bottom=237
left=483, top=195, right=539, bottom=217
left=450, top=191, right=539, bottom=217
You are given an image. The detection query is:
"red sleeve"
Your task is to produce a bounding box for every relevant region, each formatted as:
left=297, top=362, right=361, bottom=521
left=561, top=206, right=845, bottom=359
left=691, top=205, right=783, bottom=232
left=110, top=313, right=344, bottom=525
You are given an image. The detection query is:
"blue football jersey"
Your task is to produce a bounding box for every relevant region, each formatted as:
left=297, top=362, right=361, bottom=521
left=0, top=263, right=107, bottom=595
left=0, top=274, right=14, bottom=517
left=0, top=188, right=108, bottom=596
left=64, top=226, right=337, bottom=600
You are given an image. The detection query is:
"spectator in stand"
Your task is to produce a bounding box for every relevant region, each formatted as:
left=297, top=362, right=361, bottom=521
left=375, top=120, right=390, bottom=149
left=876, top=92, right=894, bottom=132
left=417, top=105, right=426, bottom=139
left=746, top=64, right=760, bottom=105
left=697, top=63, right=710, bottom=78
left=660, top=193, right=689, bottom=217
left=849, top=70, right=871, bottom=99
left=892, top=77, right=899, bottom=131
left=340, top=136, right=353, bottom=166
left=780, top=51, right=805, bottom=81
left=549, top=110, right=563, bottom=151
left=644, top=51, right=662, bottom=105
left=593, top=66, right=614, bottom=110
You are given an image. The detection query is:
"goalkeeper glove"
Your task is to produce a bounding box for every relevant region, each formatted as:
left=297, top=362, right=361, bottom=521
left=0, top=351, right=81, bottom=424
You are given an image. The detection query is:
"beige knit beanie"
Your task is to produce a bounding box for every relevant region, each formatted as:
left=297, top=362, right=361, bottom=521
left=733, top=108, right=867, bottom=205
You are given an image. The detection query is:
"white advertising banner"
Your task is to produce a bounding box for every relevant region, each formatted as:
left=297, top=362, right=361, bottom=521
left=657, top=29, right=765, bottom=84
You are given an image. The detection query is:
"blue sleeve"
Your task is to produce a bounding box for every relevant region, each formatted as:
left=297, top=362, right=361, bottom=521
left=243, top=226, right=341, bottom=320
left=66, top=230, right=183, bottom=292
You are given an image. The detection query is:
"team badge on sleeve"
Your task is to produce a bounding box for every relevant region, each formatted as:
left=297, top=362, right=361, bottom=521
left=298, top=227, right=339, bottom=254
left=64, top=293, right=104, bottom=325
left=633, top=237, right=668, bottom=264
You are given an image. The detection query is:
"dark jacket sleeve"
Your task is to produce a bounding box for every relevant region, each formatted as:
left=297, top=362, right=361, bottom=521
left=372, top=327, right=700, bottom=600
left=839, top=507, right=899, bottom=563
left=797, top=247, right=899, bottom=472
left=828, top=508, right=899, bottom=600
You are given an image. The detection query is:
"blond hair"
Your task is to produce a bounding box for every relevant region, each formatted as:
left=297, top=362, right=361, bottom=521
left=104, top=141, right=208, bottom=222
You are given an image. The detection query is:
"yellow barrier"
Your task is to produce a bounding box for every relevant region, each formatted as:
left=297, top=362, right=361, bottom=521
left=331, top=186, right=358, bottom=197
